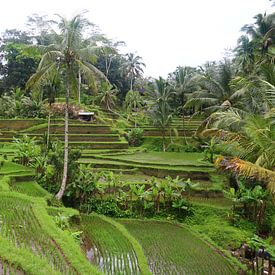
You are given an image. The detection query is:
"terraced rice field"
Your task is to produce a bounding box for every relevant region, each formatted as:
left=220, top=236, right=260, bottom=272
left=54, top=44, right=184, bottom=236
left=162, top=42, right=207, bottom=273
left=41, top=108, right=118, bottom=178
left=0, top=258, right=25, bottom=275
left=10, top=181, right=50, bottom=197
left=120, top=220, right=235, bottom=275
left=189, top=196, right=232, bottom=208
left=0, top=195, right=77, bottom=274
left=99, top=152, right=212, bottom=167
left=81, top=214, right=140, bottom=274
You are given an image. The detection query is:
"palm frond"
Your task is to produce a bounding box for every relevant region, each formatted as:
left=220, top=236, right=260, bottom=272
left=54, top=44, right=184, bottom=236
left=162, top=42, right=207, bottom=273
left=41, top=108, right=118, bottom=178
left=26, top=63, right=58, bottom=91
left=77, top=60, right=108, bottom=84
left=38, top=51, right=63, bottom=70
left=215, top=156, right=275, bottom=194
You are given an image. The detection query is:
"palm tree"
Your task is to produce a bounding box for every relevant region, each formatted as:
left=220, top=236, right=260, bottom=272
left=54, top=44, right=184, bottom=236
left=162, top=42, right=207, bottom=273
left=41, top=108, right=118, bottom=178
left=234, top=35, right=256, bottom=74
left=27, top=13, right=107, bottom=200
left=97, top=82, right=117, bottom=111
left=148, top=77, right=174, bottom=151
left=124, top=90, right=143, bottom=113
left=184, top=60, right=243, bottom=115
left=203, top=113, right=275, bottom=169
left=124, top=90, right=144, bottom=126
left=216, top=156, right=275, bottom=194
left=241, top=12, right=275, bottom=58
left=123, top=53, right=145, bottom=90
left=172, top=66, right=197, bottom=136
left=241, top=13, right=275, bottom=41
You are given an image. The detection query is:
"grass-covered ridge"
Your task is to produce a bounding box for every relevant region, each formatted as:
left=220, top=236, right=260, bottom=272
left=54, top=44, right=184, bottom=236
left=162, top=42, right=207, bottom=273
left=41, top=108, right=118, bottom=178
left=0, top=160, right=102, bottom=275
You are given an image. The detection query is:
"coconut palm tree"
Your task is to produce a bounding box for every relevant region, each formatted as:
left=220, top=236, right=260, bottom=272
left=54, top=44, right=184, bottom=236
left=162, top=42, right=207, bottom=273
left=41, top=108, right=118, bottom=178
left=171, top=66, right=197, bottom=136
left=184, top=60, right=244, bottom=115
left=241, top=12, right=275, bottom=60
left=241, top=12, right=275, bottom=41
left=27, top=13, right=107, bottom=200
left=123, top=53, right=145, bottom=90
left=124, top=90, right=143, bottom=113
left=234, top=35, right=256, bottom=74
left=203, top=113, right=275, bottom=169
left=148, top=77, right=174, bottom=151
left=97, top=82, right=117, bottom=111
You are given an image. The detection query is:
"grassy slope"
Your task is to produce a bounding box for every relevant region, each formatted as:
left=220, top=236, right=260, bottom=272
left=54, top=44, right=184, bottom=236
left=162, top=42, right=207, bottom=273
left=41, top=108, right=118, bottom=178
left=185, top=204, right=256, bottom=250
left=10, top=181, right=51, bottom=197
left=120, top=219, right=235, bottom=275
left=0, top=162, right=102, bottom=275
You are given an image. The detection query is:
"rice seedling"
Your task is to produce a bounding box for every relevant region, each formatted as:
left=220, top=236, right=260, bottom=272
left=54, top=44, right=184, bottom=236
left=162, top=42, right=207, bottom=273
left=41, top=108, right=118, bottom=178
left=0, top=194, right=77, bottom=274
left=81, top=214, right=141, bottom=274
left=120, top=219, right=235, bottom=275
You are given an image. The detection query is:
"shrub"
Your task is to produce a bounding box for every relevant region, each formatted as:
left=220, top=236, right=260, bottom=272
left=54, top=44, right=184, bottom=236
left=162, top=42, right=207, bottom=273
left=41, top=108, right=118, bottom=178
left=126, top=128, right=144, bottom=146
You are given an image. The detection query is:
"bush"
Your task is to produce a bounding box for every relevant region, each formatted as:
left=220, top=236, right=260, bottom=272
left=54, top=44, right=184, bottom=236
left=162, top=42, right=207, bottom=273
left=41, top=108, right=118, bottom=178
left=166, top=143, right=199, bottom=152
left=126, top=128, right=144, bottom=146
left=186, top=204, right=255, bottom=249
left=142, top=137, right=164, bottom=151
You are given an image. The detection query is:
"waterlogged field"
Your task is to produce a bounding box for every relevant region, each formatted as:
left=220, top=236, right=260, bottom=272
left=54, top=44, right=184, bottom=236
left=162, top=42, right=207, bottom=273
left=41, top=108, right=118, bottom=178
left=81, top=214, right=140, bottom=274
left=0, top=195, right=77, bottom=274
left=121, top=220, right=235, bottom=275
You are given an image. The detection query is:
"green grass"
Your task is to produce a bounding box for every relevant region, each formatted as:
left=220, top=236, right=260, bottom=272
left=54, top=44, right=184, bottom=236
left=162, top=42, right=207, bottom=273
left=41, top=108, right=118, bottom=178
left=120, top=219, right=235, bottom=275
left=103, top=152, right=212, bottom=166
left=189, top=197, right=232, bottom=208
left=81, top=214, right=147, bottom=274
left=0, top=237, right=60, bottom=274
left=0, top=192, right=101, bottom=274
left=79, top=158, right=214, bottom=173
left=10, top=181, right=51, bottom=198
left=0, top=161, right=34, bottom=175
left=185, top=204, right=256, bottom=250
left=0, top=194, right=75, bottom=274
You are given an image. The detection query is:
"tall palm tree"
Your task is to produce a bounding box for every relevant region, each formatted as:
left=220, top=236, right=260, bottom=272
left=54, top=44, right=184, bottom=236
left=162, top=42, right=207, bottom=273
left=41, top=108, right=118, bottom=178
left=123, top=53, right=145, bottom=90
left=234, top=35, right=256, bottom=74
left=241, top=13, right=275, bottom=41
left=241, top=12, right=275, bottom=58
left=27, top=13, right=107, bottom=200
left=172, top=66, right=197, bottom=135
left=97, top=82, right=117, bottom=111
left=148, top=77, right=174, bottom=151
left=124, top=90, right=143, bottom=113
left=124, top=90, right=144, bottom=127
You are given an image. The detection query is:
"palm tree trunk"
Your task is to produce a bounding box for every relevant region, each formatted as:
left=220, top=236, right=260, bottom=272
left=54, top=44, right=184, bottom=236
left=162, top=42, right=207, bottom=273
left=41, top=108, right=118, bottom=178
left=46, top=112, right=51, bottom=151
left=130, top=73, right=133, bottom=91
left=78, top=69, right=81, bottom=104
left=56, top=85, right=69, bottom=200
left=162, top=128, right=166, bottom=152
left=182, top=112, right=187, bottom=145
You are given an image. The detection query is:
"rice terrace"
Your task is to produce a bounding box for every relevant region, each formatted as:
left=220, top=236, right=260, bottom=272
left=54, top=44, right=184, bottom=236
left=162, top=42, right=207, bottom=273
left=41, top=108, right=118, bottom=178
left=0, top=3, right=274, bottom=275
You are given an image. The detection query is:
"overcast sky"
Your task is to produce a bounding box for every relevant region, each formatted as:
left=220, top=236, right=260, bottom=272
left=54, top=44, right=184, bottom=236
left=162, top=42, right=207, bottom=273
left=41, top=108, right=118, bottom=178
left=0, top=0, right=274, bottom=78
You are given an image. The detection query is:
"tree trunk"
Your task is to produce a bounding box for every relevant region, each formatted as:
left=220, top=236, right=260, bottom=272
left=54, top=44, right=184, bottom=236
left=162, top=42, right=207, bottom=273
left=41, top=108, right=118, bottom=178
left=78, top=69, right=81, bottom=104
left=56, top=85, right=69, bottom=200
left=46, top=112, right=51, bottom=151
left=130, top=73, right=133, bottom=91
left=182, top=113, right=188, bottom=145
left=268, top=259, right=272, bottom=275
left=162, top=128, right=166, bottom=152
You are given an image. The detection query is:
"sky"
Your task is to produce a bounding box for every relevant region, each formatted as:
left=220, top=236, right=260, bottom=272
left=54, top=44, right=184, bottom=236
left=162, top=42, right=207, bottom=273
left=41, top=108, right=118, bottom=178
left=0, top=0, right=274, bottom=78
